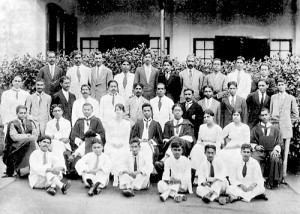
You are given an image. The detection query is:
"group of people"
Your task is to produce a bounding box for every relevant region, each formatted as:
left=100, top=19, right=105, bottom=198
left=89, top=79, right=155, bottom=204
left=1, top=50, right=299, bottom=204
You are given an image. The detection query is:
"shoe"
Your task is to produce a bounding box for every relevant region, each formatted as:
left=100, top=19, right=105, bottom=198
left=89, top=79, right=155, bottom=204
left=218, top=196, right=229, bottom=205
left=86, top=179, right=93, bottom=187
left=123, top=189, right=134, bottom=197
left=255, top=194, right=268, bottom=201
left=93, top=182, right=101, bottom=195
left=228, top=194, right=239, bottom=203
left=47, top=187, right=56, bottom=196
left=159, top=194, right=167, bottom=202
left=88, top=186, right=94, bottom=196
left=281, top=179, right=288, bottom=185
left=61, top=181, right=71, bottom=194
left=266, top=182, right=273, bottom=190
left=202, top=196, right=210, bottom=203
left=174, top=194, right=187, bottom=203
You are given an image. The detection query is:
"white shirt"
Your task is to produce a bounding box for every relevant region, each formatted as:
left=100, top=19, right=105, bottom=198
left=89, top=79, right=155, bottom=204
left=62, top=89, right=69, bottom=102
left=45, top=117, right=71, bottom=140
left=173, top=118, right=183, bottom=136
left=204, top=98, right=213, bottom=109
left=48, top=63, right=55, bottom=78
left=114, top=72, right=134, bottom=102
left=258, top=90, right=266, bottom=104
left=72, top=96, right=99, bottom=126
left=185, top=100, right=193, bottom=110
left=144, top=64, right=152, bottom=83
left=229, top=95, right=237, bottom=106
left=142, top=117, right=152, bottom=140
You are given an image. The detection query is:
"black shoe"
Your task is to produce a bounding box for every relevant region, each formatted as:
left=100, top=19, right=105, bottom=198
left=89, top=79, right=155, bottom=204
left=281, top=179, right=288, bottom=185
left=93, top=182, right=101, bottom=195
left=61, top=181, right=71, bottom=194
left=255, top=194, right=268, bottom=201
left=86, top=179, right=93, bottom=187
left=47, top=187, right=56, bottom=196
left=202, top=196, right=210, bottom=203
left=123, top=189, right=135, bottom=197
left=88, top=186, right=94, bottom=196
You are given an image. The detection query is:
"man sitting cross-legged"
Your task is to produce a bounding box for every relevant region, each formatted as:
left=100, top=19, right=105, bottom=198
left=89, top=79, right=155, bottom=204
left=29, top=135, right=71, bottom=196
left=118, top=138, right=153, bottom=197
left=157, top=140, right=192, bottom=203
left=196, top=144, right=227, bottom=204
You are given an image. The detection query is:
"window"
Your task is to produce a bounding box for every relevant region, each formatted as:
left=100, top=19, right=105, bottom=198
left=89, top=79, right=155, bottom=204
left=149, top=37, right=170, bottom=56
left=270, top=40, right=292, bottom=58
left=193, top=39, right=214, bottom=62
left=80, top=38, right=99, bottom=54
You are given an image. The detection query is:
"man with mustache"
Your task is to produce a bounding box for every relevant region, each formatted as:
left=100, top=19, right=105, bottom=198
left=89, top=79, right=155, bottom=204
left=72, top=84, right=99, bottom=127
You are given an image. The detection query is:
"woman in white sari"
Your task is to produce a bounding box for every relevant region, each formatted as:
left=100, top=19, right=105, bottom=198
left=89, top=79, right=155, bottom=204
left=104, top=103, right=131, bottom=186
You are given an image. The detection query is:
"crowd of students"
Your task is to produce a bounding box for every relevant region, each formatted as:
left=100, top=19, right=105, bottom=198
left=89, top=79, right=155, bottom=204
left=1, top=50, right=299, bottom=205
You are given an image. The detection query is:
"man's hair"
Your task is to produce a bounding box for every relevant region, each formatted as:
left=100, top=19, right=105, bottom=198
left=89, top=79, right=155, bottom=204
left=16, top=105, right=27, bottom=114
left=277, top=78, right=285, bottom=84
left=38, top=135, right=52, bottom=143
left=35, top=78, right=45, bottom=84
left=60, top=76, right=71, bottom=84
left=82, top=103, right=93, bottom=109
left=81, top=84, right=90, bottom=91
left=184, top=88, right=194, bottom=94
left=236, top=56, right=245, bottom=63
left=171, top=141, right=183, bottom=149
left=94, top=51, right=102, bottom=57
left=227, top=81, right=238, bottom=88
left=47, top=51, right=56, bottom=56
left=172, top=103, right=183, bottom=111
left=143, top=51, right=152, bottom=58
left=72, top=50, right=82, bottom=58
left=257, top=79, right=269, bottom=85
left=107, top=79, right=118, bottom=88
left=157, top=83, right=165, bottom=89
left=142, top=103, right=152, bottom=112
left=204, top=109, right=214, bottom=117
left=241, top=143, right=252, bottom=151
left=163, top=59, right=172, bottom=66
left=186, top=55, right=195, bottom=61
left=204, top=144, right=216, bottom=152
left=203, top=85, right=213, bottom=92
left=260, top=107, right=270, bottom=114
left=260, top=63, right=269, bottom=70
left=129, top=137, right=140, bottom=146
left=51, top=104, right=63, bottom=112
left=91, top=137, right=104, bottom=146
left=213, top=58, right=221, bottom=64
left=133, top=82, right=144, bottom=89
left=121, top=58, right=131, bottom=65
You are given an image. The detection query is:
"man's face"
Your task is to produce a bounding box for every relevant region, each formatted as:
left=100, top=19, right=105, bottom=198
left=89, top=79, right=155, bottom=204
left=94, top=54, right=102, bottom=66
left=36, top=81, right=45, bottom=93
left=74, top=54, right=82, bottom=66
left=61, top=79, right=71, bottom=91
left=228, top=84, right=237, bottom=96
left=17, top=108, right=27, bottom=120
left=241, top=148, right=251, bottom=162
left=143, top=54, right=152, bottom=65
left=260, top=110, right=270, bottom=124
left=121, top=61, right=131, bottom=72
left=163, top=62, right=172, bottom=73
left=205, top=148, right=216, bottom=162
left=184, top=90, right=193, bottom=102
left=92, top=143, right=103, bottom=156
left=277, top=82, right=286, bottom=92
left=109, top=82, right=118, bottom=94
left=171, top=146, right=183, bottom=159
left=173, top=106, right=183, bottom=120
left=81, top=86, right=90, bottom=98
left=82, top=105, right=93, bottom=118
left=157, top=84, right=166, bottom=97
left=204, top=87, right=213, bottom=99
left=258, top=81, right=268, bottom=93
left=39, top=138, right=51, bottom=152
left=186, top=57, right=195, bottom=69
left=236, top=59, right=244, bottom=70
left=213, top=60, right=221, bottom=72
left=47, top=53, right=56, bottom=65
left=134, top=85, right=143, bottom=97
left=260, top=65, right=269, bottom=78
left=130, top=142, right=140, bottom=156
left=52, top=107, right=63, bottom=119
left=142, top=106, right=152, bottom=119
left=12, top=76, right=22, bottom=89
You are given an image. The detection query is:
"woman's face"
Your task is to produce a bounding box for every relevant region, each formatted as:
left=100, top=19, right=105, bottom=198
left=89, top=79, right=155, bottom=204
left=232, top=112, right=241, bottom=123
left=204, top=113, right=214, bottom=124
left=115, top=106, right=124, bottom=117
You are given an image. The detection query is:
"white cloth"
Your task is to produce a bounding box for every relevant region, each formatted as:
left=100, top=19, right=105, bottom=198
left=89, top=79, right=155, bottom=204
left=0, top=88, right=29, bottom=125
left=71, top=96, right=99, bottom=126
left=62, top=89, right=69, bottom=102
left=227, top=69, right=251, bottom=99
left=144, top=64, right=152, bottom=83
left=141, top=118, right=152, bottom=140
left=150, top=96, right=174, bottom=131
left=29, top=149, right=65, bottom=188
left=204, top=98, right=213, bottom=109
left=114, top=72, right=134, bottom=102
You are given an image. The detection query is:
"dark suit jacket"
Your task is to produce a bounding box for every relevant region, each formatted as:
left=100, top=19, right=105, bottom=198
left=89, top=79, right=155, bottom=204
left=70, top=116, right=106, bottom=151
left=246, top=91, right=270, bottom=129
left=37, top=65, right=65, bottom=95
left=220, top=95, right=247, bottom=128
left=51, top=90, right=76, bottom=123
left=134, top=65, right=159, bottom=100
left=251, top=77, right=276, bottom=97
left=158, top=71, right=181, bottom=103
left=180, top=101, right=203, bottom=139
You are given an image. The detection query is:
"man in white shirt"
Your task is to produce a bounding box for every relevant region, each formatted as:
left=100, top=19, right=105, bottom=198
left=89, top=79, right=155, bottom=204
left=72, top=84, right=99, bottom=126
left=99, top=80, right=125, bottom=127
left=66, top=50, right=91, bottom=99
left=227, top=56, right=252, bottom=99
left=114, top=59, right=134, bottom=102
left=150, top=83, right=174, bottom=131
left=0, top=75, right=30, bottom=134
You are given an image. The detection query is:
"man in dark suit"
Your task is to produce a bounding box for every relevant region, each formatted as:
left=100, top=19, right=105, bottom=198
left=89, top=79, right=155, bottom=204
left=37, top=51, right=65, bottom=95
left=247, top=79, right=270, bottom=129
left=134, top=52, right=159, bottom=100
left=220, top=81, right=247, bottom=128
left=130, top=103, right=163, bottom=163
left=158, top=59, right=181, bottom=103
left=51, top=76, right=76, bottom=123
left=251, top=63, right=276, bottom=97
left=180, top=88, right=203, bottom=140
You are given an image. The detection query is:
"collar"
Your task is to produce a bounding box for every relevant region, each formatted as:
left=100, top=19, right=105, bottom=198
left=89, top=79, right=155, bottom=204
left=229, top=95, right=236, bottom=99
left=173, top=118, right=183, bottom=125
left=62, top=89, right=68, bottom=94
left=144, top=64, right=151, bottom=69
left=236, top=69, right=244, bottom=74
left=205, top=97, right=212, bottom=102
left=186, top=100, right=193, bottom=105
left=260, top=121, right=272, bottom=128
left=143, top=117, right=152, bottom=122
left=12, top=88, right=20, bottom=92
left=109, top=92, right=118, bottom=96
left=84, top=115, right=93, bottom=120
left=36, top=91, right=45, bottom=96
left=48, top=63, right=55, bottom=67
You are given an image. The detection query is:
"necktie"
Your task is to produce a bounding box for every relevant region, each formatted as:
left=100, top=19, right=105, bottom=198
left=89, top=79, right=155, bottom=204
left=260, top=92, right=264, bottom=107
left=85, top=118, right=90, bottom=126
left=210, top=161, right=214, bottom=177
left=123, top=73, right=127, bottom=89
left=231, top=97, right=234, bottom=107
left=77, top=66, right=81, bottom=82
left=43, top=152, right=47, bottom=165
left=175, top=120, right=180, bottom=135
left=96, top=66, right=100, bottom=79
left=21, top=120, right=26, bottom=133
left=242, top=162, right=247, bottom=177
left=165, top=72, right=169, bottom=80
left=16, top=90, right=19, bottom=100
left=186, top=102, right=190, bottom=110
left=134, top=156, right=137, bottom=171
left=38, top=94, right=42, bottom=106
left=56, top=119, right=60, bottom=131
left=237, top=71, right=241, bottom=85
left=264, top=124, right=268, bottom=136
left=93, top=155, right=99, bottom=169
left=146, top=120, right=149, bottom=129
left=51, top=66, right=54, bottom=78
left=112, top=94, right=115, bottom=106
left=189, top=69, right=193, bottom=85
left=158, top=98, right=162, bottom=111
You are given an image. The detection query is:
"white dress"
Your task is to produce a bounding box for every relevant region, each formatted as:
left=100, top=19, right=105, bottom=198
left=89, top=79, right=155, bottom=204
left=190, top=124, right=223, bottom=171
left=217, top=122, right=250, bottom=178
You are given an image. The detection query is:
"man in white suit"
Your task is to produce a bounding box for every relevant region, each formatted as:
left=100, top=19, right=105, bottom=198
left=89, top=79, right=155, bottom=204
left=227, top=56, right=251, bottom=99
left=179, top=55, right=205, bottom=102
left=90, top=52, right=113, bottom=102
left=150, top=83, right=174, bottom=132
left=66, top=50, right=91, bottom=99
left=114, top=59, right=134, bottom=102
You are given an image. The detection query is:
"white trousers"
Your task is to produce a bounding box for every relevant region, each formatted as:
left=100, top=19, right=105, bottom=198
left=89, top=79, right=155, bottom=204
left=157, top=180, right=187, bottom=194
left=196, top=180, right=227, bottom=201
left=29, top=172, right=62, bottom=189
left=82, top=171, right=109, bottom=188
left=226, top=184, right=265, bottom=202
left=119, top=173, right=149, bottom=190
